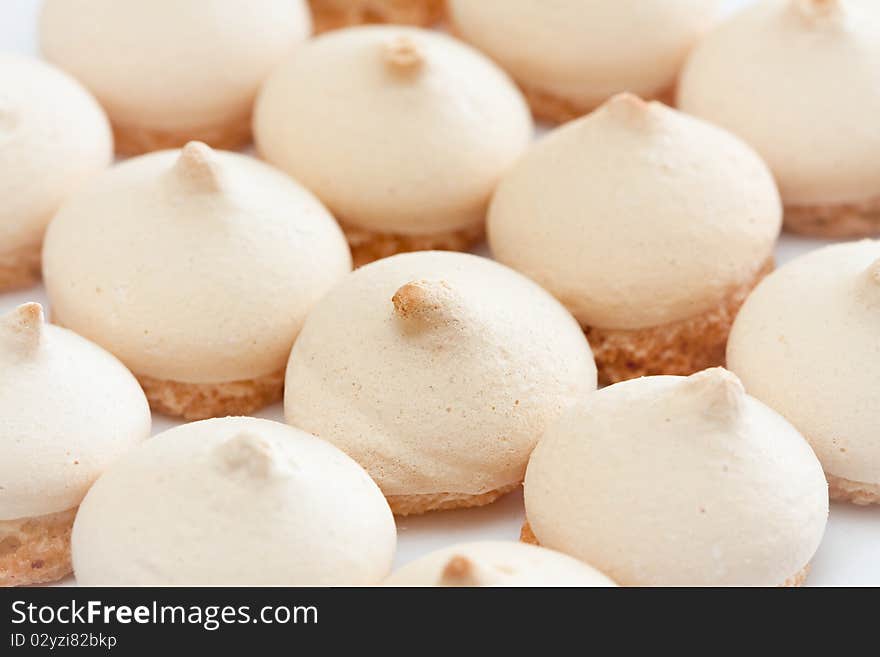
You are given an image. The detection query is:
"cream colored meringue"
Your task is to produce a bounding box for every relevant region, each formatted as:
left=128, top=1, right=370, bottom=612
left=0, top=54, right=111, bottom=271
left=284, top=251, right=597, bottom=499
left=254, top=26, right=533, bottom=236
left=728, top=240, right=880, bottom=487
left=524, top=368, right=828, bottom=587
left=72, top=417, right=396, bottom=585
left=678, top=0, right=880, bottom=206
left=449, top=0, right=721, bottom=111
left=39, top=0, right=311, bottom=140
left=0, top=303, right=150, bottom=521
left=488, top=93, right=782, bottom=330
left=385, top=541, right=616, bottom=587
left=42, top=142, right=351, bottom=384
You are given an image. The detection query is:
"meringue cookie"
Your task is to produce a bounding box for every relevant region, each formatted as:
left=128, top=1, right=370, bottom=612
left=488, top=93, right=781, bottom=384
left=523, top=368, right=828, bottom=587
left=254, top=26, right=533, bottom=266
left=385, top=541, right=616, bottom=587
left=43, top=142, right=351, bottom=420
left=448, top=0, right=722, bottom=123
left=284, top=251, right=597, bottom=515
left=40, top=0, right=312, bottom=155
left=728, top=240, right=880, bottom=505
left=71, top=417, right=396, bottom=585
left=678, top=0, right=880, bottom=237
left=0, top=303, right=150, bottom=586
left=0, top=54, right=112, bottom=291
left=308, top=0, right=444, bottom=33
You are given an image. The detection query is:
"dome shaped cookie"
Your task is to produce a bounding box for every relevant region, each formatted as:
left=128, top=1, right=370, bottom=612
left=523, top=368, right=829, bottom=587
left=40, top=0, right=312, bottom=155
left=448, top=0, right=722, bottom=123
left=254, top=26, right=533, bottom=266
left=284, top=251, right=597, bottom=515
left=308, top=0, right=444, bottom=33
left=0, top=303, right=150, bottom=586
left=385, top=541, right=616, bottom=587
left=728, top=240, right=880, bottom=505
left=678, top=0, right=880, bottom=237
left=0, top=54, right=112, bottom=291
left=72, top=417, right=396, bottom=585
left=488, top=93, right=781, bottom=385
left=43, top=142, right=351, bottom=420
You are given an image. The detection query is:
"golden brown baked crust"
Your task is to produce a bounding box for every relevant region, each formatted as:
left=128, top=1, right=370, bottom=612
left=585, top=257, right=774, bottom=386
left=309, top=0, right=445, bottom=33
left=342, top=220, right=484, bottom=268
left=112, top=112, right=253, bottom=156
left=0, top=241, right=42, bottom=292
left=522, top=82, right=677, bottom=125
left=521, top=521, right=808, bottom=587
left=138, top=368, right=285, bottom=421
left=784, top=196, right=880, bottom=239
left=519, top=520, right=539, bottom=546
left=827, top=474, right=880, bottom=506
left=780, top=564, right=810, bottom=588
left=387, top=482, right=519, bottom=516
left=0, top=508, right=76, bottom=587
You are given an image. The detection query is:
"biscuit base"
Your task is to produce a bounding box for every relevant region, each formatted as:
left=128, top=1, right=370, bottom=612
left=137, top=369, right=285, bottom=421
left=308, top=0, right=445, bottom=33
left=780, top=565, right=810, bottom=588
left=584, top=257, right=774, bottom=386
left=520, top=522, right=809, bottom=587
left=522, top=82, right=676, bottom=125
left=112, top=113, right=253, bottom=156
left=827, top=474, right=880, bottom=506
left=0, top=508, right=77, bottom=587
left=0, top=242, right=42, bottom=291
left=784, top=196, right=880, bottom=239
left=342, top=221, right=484, bottom=268
left=387, top=482, right=519, bottom=516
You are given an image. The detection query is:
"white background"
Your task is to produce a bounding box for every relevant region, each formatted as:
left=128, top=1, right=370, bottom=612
left=2, top=0, right=877, bottom=586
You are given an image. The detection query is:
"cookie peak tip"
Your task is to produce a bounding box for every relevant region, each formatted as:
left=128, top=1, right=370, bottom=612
left=1, top=302, right=45, bottom=353
left=392, top=280, right=458, bottom=326
left=682, top=368, right=746, bottom=422
left=440, top=555, right=479, bottom=585
left=383, top=36, right=425, bottom=76
left=173, top=141, right=222, bottom=192
left=602, top=93, right=661, bottom=128
left=216, top=432, right=281, bottom=479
